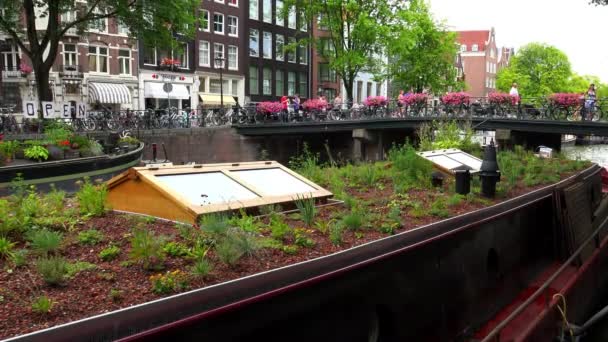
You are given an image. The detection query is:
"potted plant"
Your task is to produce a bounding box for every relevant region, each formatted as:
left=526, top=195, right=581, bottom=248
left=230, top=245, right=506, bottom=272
left=400, top=93, right=428, bottom=115
left=0, top=140, right=21, bottom=164
left=19, top=61, right=33, bottom=77
left=24, top=145, right=49, bottom=162
left=117, top=136, right=140, bottom=152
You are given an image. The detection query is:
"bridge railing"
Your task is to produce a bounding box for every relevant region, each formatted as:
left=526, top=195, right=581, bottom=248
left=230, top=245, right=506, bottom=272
left=0, top=98, right=607, bottom=135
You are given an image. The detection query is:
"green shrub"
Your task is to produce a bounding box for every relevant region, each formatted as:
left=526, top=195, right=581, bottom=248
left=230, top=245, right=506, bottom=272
left=11, top=249, right=29, bottom=267
left=259, top=204, right=281, bottom=216
left=341, top=211, right=364, bottom=231
left=24, top=145, right=49, bottom=161
left=446, top=194, right=465, bottom=207
left=76, top=177, right=108, bottom=217
left=329, top=225, right=344, bottom=246
left=118, top=136, right=140, bottom=145
left=429, top=198, right=449, bottom=218
left=0, top=236, right=16, bottom=260
left=44, top=127, right=72, bottom=142
left=281, top=245, right=299, bottom=254
left=388, top=143, right=433, bottom=193
left=109, top=288, right=123, bottom=302
left=36, top=256, right=69, bottom=285
left=357, top=163, right=380, bottom=187
left=294, top=194, right=316, bottom=227
left=228, top=212, right=261, bottom=233
left=44, top=185, right=66, bottom=212
left=163, top=241, right=191, bottom=257
left=69, top=134, right=91, bottom=149
left=0, top=199, right=21, bottom=237
left=78, top=229, right=104, bottom=245
left=191, top=258, right=213, bottom=279
left=294, top=228, right=315, bottom=248
left=215, top=239, right=244, bottom=267
left=227, top=229, right=260, bottom=258
left=66, top=261, right=96, bottom=278
left=199, top=213, right=230, bottom=237
left=31, top=295, right=54, bottom=314
left=129, top=228, right=166, bottom=270
left=0, top=140, right=20, bottom=159
left=150, top=270, right=188, bottom=294
left=27, top=229, right=63, bottom=256
left=289, top=142, right=324, bottom=184
left=269, top=215, right=291, bottom=240
left=314, top=219, right=335, bottom=235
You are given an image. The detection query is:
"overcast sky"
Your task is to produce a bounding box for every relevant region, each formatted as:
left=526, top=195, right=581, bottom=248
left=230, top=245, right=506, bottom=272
left=428, top=0, right=608, bottom=83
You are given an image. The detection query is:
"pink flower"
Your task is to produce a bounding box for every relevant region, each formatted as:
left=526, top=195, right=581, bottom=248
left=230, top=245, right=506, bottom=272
left=488, top=92, right=519, bottom=105
left=302, top=99, right=328, bottom=111
left=363, top=96, right=388, bottom=107
left=399, top=93, right=428, bottom=106
left=549, top=93, right=580, bottom=108
left=19, top=61, right=33, bottom=74
left=256, top=101, right=283, bottom=114
left=441, top=92, right=471, bottom=106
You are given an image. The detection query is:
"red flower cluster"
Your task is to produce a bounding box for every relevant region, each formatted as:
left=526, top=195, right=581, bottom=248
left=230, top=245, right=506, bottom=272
left=549, top=93, right=580, bottom=107
left=399, top=93, right=428, bottom=106
left=19, top=61, right=33, bottom=74
left=441, top=92, right=471, bottom=106
left=488, top=92, right=519, bottom=105
left=160, top=58, right=181, bottom=66
left=302, top=99, right=328, bottom=111
left=58, top=140, right=71, bottom=147
left=256, top=101, right=283, bottom=114
left=363, top=96, right=388, bottom=107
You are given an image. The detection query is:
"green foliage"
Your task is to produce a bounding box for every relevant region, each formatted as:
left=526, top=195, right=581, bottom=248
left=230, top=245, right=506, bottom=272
left=36, top=257, right=69, bottom=285
left=355, top=163, right=383, bottom=187
left=89, top=140, right=104, bottom=156
left=269, top=214, right=291, bottom=240
left=289, top=143, right=324, bottom=184
left=69, top=134, right=90, bottom=149
left=341, top=211, right=364, bottom=231
left=281, top=245, right=299, bottom=255
left=150, top=270, right=189, bottom=295
left=44, top=127, right=71, bottom=144
left=31, top=295, right=54, bottom=314
left=24, top=145, right=49, bottom=161
left=215, top=239, right=244, bottom=267
left=76, top=177, right=108, bottom=217
left=66, top=261, right=97, bottom=278
left=118, top=136, right=140, bottom=145
left=259, top=204, right=281, bottom=216
left=0, top=140, right=20, bottom=159
left=191, top=258, right=213, bottom=279
left=109, top=289, right=123, bottom=302
left=77, top=229, right=104, bottom=246
left=446, top=194, right=465, bottom=207
left=314, top=218, right=336, bottom=235
left=163, top=241, right=191, bottom=257
left=294, top=194, right=316, bottom=227
left=27, top=229, right=63, bottom=256
left=228, top=211, right=261, bottom=233
left=329, top=225, right=344, bottom=246
left=199, top=213, right=230, bottom=237
left=98, top=245, right=121, bottom=262
left=388, top=143, right=433, bottom=192
left=429, top=198, right=449, bottom=218
left=294, top=228, right=315, bottom=248
left=129, top=228, right=166, bottom=270
left=11, top=249, right=29, bottom=267
left=0, top=236, right=16, bottom=260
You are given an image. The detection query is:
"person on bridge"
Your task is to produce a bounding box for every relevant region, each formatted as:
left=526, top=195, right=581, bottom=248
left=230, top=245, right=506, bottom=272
left=397, top=90, right=405, bottom=116
left=585, top=84, right=597, bottom=121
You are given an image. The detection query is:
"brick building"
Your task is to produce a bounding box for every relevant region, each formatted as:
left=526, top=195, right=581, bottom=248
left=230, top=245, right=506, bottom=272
left=455, top=28, right=510, bottom=98
left=310, top=20, right=341, bottom=100
left=1, top=12, right=140, bottom=111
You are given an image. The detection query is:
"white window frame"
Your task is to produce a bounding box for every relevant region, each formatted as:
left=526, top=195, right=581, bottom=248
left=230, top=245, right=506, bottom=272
left=287, top=37, right=296, bottom=63
left=118, top=49, right=131, bottom=75
left=62, top=43, right=78, bottom=67
left=299, top=10, right=307, bottom=32
left=199, top=40, right=210, bottom=67
left=249, top=29, right=259, bottom=57
left=214, top=43, right=225, bottom=68
left=263, top=31, right=272, bottom=59
left=228, top=0, right=238, bottom=7
left=215, top=0, right=224, bottom=3
left=263, top=0, right=272, bottom=23
left=228, top=45, right=238, bottom=70
left=275, top=34, right=284, bottom=61
left=214, top=13, right=224, bottom=35
left=144, top=47, right=157, bottom=66
left=288, top=6, right=296, bottom=29
left=89, top=10, right=108, bottom=33
left=472, top=44, right=478, bottom=52
left=1, top=43, right=20, bottom=71
left=227, top=16, right=238, bottom=37
left=176, top=44, right=189, bottom=69
left=298, top=42, right=307, bottom=65
left=275, top=0, right=284, bottom=26
left=200, top=10, right=210, bottom=32
left=250, top=0, right=259, bottom=20
left=88, top=45, right=109, bottom=74
left=460, top=44, right=467, bottom=52
left=263, top=67, right=272, bottom=95
left=117, top=21, right=129, bottom=35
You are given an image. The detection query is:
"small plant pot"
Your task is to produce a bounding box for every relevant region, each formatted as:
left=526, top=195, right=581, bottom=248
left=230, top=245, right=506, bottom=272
left=64, top=149, right=80, bottom=159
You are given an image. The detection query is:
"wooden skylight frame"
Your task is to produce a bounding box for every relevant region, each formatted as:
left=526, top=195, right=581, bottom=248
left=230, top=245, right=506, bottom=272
left=417, top=149, right=483, bottom=176
left=106, top=161, right=333, bottom=224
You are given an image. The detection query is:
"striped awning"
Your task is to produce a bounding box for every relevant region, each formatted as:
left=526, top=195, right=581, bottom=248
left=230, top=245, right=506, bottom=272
left=198, top=93, right=236, bottom=106
left=89, top=82, right=132, bottom=104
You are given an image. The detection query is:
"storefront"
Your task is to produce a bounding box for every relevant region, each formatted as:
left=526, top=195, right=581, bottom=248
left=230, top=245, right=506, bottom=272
left=139, top=72, right=196, bottom=110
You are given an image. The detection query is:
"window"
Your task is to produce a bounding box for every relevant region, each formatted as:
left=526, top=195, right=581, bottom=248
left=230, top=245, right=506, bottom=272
left=143, top=47, right=156, bottom=65
left=210, top=79, right=222, bottom=93
left=366, top=82, right=372, bottom=98
left=214, top=43, right=224, bottom=68
left=214, top=13, right=224, bottom=34
left=472, top=44, right=478, bottom=52
left=263, top=31, right=272, bottom=59
left=376, top=83, right=381, bottom=96
left=228, top=0, right=238, bottom=6
left=118, top=21, right=129, bottom=35
left=287, top=37, right=296, bottom=63
left=263, top=67, right=272, bottom=95
left=298, top=42, right=307, bottom=64
left=250, top=0, right=258, bottom=19
left=1, top=43, right=20, bottom=71
left=61, top=11, right=78, bottom=35
left=227, top=16, right=238, bottom=36
left=319, top=38, right=335, bottom=57
left=486, top=61, right=489, bottom=73
left=356, top=81, right=363, bottom=103
left=249, top=66, right=259, bottom=94
left=90, top=10, right=107, bottom=32
left=263, top=0, right=272, bottom=23
left=275, top=0, right=284, bottom=26
left=275, top=70, right=284, bottom=95
left=228, top=45, right=238, bottom=70
left=215, top=0, right=224, bottom=3
left=199, top=41, right=210, bottom=66
left=174, top=44, right=188, bottom=69
left=63, top=44, right=77, bottom=67
left=231, top=80, right=238, bottom=95
left=249, top=29, right=259, bottom=57
left=200, top=10, right=210, bottom=31
left=317, top=14, right=328, bottom=30
left=319, top=63, right=335, bottom=82
left=288, top=6, right=296, bottom=29
left=118, top=49, right=131, bottom=75
left=298, top=10, right=307, bottom=31
left=460, top=44, right=467, bottom=52
left=490, top=48, right=495, bottom=58
left=275, top=34, right=285, bottom=61
left=287, top=71, right=296, bottom=96
left=299, top=72, right=307, bottom=98
left=88, top=45, right=108, bottom=73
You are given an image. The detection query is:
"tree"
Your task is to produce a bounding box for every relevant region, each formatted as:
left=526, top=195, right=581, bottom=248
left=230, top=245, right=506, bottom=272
left=284, top=0, right=395, bottom=105
left=385, top=0, right=460, bottom=95
left=590, top=0, right=608, bottom=5
left=567, top=74, right=608, bottom=98
left=0, top=0, right=197, bottom=115
left=496, top=43, right=572, bottom=99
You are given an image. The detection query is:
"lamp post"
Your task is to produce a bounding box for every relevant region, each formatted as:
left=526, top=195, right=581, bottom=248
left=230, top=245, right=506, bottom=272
left=214, top=57, right=226, bottom=111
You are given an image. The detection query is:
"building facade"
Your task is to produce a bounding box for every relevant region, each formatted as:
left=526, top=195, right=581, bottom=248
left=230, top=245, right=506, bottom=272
left=195, top=0, right=246, bottom=109
left=1, top=12, right=140, bottom=112
left=310, top=20, right=341, bottom=101
left=344, top=71, right=388, bottom=106
left=455, top=28, right=501, bottom=98
left=246, top=0, right=311, bottom=103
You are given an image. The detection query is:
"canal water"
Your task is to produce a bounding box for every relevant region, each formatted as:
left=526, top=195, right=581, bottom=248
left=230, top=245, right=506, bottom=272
left=561, top=144, right=608, bottom=341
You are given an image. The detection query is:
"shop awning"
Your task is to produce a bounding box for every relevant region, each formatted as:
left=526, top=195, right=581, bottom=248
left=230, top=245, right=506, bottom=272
left=88, top=82, right=131, bottom=104
left=198, top=93, right=236, bottom=106
left=145, top=82, right=190, bottom=99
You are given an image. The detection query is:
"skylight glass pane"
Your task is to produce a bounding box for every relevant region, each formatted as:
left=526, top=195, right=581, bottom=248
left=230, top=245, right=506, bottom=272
left=231, top=168, right=316, bottom=196
left=156, top=172, right=259, bottom=206
left=426, top=155, right=463, bottom=170
left=446, top=152, right=482, bottom=171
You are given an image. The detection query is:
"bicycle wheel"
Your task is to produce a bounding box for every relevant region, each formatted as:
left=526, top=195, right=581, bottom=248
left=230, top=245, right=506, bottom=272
left=83, top=119, right=96, bottom=131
